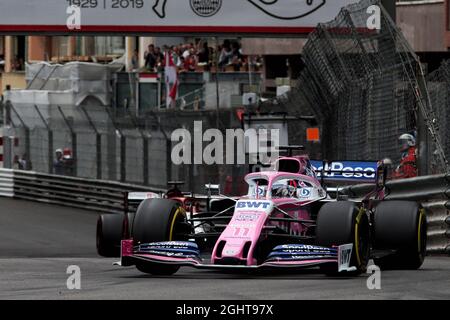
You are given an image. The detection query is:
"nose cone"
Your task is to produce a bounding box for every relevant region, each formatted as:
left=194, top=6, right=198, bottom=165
left=248, top=0, right=326, bottom=20
left=212, top=200, right=273, bottom=265
left=222, top=240, right=252, bottom=259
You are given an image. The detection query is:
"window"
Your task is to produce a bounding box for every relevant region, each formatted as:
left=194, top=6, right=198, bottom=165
left=95, top=37, right=125, bottom=56
left=11, top=36, right=26, bottom=72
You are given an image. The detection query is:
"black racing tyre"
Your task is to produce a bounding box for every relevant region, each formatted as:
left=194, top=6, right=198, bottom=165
left=133, top=199, right=186, bottom=243
left=96, top=214, right=124, bottom=258
left=132, top=199, right=187, bottom=275
left=373, top=201, right=427, bottom=270
left=316, top=201, right=370, bottom=275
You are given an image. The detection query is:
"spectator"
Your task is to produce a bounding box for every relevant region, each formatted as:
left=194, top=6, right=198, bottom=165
left=218, top=40, right=233, bottom=69
left=392, top=133, right=418, bottom=179
left=53, top=149, right=65, bottom=175
left=63, top=148, right=75, bottom=176
left=231, top=41, right=243, bottom=71
left=17, top=153, right=32, bottom=171
left=172, top=45, right=183, bottom=68
left=154, top=46, right=164, bottom=70
left=197, top=41, right=210, bottom=65
left=183, top=48, right=197, bottom=72
left=182, top=44, right=190, bottom=60
left=144, top=44, right=157, bottom=71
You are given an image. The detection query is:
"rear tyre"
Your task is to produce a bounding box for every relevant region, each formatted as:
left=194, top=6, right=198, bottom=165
left=373, top=201, right=427, bottom=270
left=96, top=214, right=124, bottom=258
left=316, top=201, right=370, bottom=276
left=132, top=199, right=187, bottom=275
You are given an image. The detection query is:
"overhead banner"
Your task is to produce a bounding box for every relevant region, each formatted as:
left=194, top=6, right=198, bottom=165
left=0, top=0, right=360, bottom=35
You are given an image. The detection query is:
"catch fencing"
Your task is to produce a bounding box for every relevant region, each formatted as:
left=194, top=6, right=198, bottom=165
left=1, top=101, right=248, bottom=195
left=426, top=60, right=450, bottom=166
left=276, top=0, right=448, bottom=175
left=2, top=102, right=171, bottom=189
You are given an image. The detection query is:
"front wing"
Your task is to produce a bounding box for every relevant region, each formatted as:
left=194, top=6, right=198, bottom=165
left=117, top=240, right=357, bottom=272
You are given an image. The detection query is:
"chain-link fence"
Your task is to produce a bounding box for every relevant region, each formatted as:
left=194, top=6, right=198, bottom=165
left=276, top=0, right=448, bottom=174
left=1, top=101, right=249, bottom=195
left=2, top=102, right=168, bottom=189
left=427, top=60, right=450, bottom=165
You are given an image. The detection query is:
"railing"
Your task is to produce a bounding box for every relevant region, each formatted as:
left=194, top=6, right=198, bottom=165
left=0, top=168, right=164, bottom=213
left=0, top=168, right=449, bottom=254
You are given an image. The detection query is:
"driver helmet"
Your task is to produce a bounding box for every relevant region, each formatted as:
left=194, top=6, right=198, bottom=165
left=399, top=133, right=416, bottom=152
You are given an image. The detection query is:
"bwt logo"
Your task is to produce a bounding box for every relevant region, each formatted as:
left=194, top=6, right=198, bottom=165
left=237, top=201, right=272, bottom=209
left=66, top=6, right=81, bottom=30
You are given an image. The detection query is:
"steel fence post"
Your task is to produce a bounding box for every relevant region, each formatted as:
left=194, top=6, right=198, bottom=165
left=143, top=136, right=149, bottom=185
left=120, top=135, right=126, bottom=183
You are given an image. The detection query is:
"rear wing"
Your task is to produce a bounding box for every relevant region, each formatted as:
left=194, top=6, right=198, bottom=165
left=124, top=192, right=161, bottom=214
left=128, top=192, right=161, bottom=201
left=310, top=160, right=379, bottom=184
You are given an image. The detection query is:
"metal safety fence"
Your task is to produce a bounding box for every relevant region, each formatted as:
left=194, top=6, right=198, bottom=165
left=1, top=101, right=249, bottom=195
left=0, top=168, right=161, bottom=213
left=1, top=102, right=171, bottom=189
left=426, top=60, right=450, bottom=165
left=275, top=0, right=448, bottom=175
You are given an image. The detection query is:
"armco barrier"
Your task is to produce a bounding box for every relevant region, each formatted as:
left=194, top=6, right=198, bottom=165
left=341, top=174, right=450, bottom=201
left=341, top=174, right=450, bottom=254
left=0, top=169, right=14, bottom=197
left=0, top=169, right=449, bottom=254
left=0, top=168, right=163, bottom=213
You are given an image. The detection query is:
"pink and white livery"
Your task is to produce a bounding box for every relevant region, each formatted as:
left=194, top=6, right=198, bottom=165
left=97, top=146, right=427, bottom=276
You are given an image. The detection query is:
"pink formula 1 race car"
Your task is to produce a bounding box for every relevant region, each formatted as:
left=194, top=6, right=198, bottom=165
left=97, top=146, right=427, bottom=276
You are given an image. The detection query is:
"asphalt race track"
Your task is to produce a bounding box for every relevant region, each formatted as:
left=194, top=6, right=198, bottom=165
left=1, top=197, right=450, bottom=300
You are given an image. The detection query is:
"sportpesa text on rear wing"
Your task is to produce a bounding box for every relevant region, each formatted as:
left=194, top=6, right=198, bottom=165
left=310, top=160, right=379, bottom=183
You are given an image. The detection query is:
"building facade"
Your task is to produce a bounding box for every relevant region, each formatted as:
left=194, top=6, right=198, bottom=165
left=1, top=1, right=449, bottom=97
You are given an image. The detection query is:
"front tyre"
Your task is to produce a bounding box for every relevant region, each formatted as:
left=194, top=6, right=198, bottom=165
left=316, top=201, right=370, bottom=275
left=132, top=199, right=188, bottom=275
